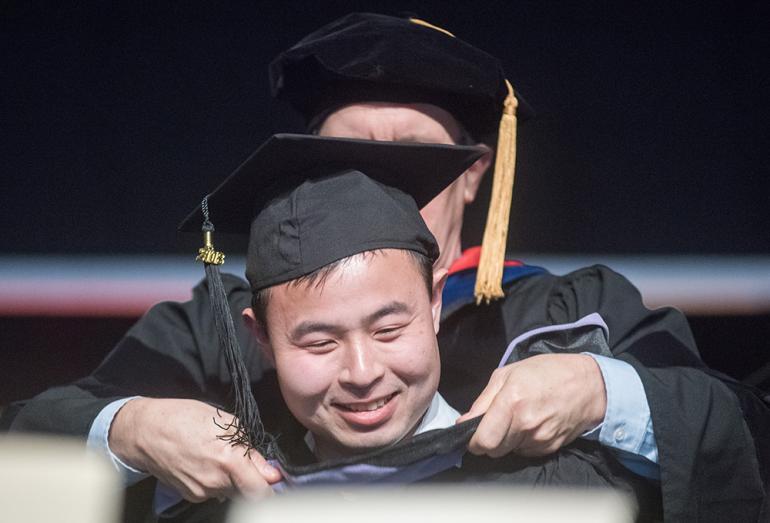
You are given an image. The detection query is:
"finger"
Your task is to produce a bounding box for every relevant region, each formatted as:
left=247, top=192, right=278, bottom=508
left=248, top=450, right=282, bottom=484
left=228, top=454, right=275, bottom=500
left=489, top=423, right=528, bottom=458
left=467, top=393, right=520, bottom=456
left=510, top=417, right=582, bottom=457
left=456, top=372, right=506, bottom=424
left=170, top=472, right=226, bottom=504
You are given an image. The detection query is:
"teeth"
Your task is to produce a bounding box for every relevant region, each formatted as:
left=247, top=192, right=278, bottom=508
left=345, top=396, right=389, bottom=412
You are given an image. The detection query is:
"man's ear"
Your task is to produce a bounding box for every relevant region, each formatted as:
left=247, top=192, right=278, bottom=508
left=430, top=267, right=448, bottom=334
left=462, top=144, right=492, bottom=204
left=242, top=307, right=274, bottom=365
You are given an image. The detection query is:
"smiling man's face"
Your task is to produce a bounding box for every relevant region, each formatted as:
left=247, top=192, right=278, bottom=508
left=249, top=249, right=444, bottom=460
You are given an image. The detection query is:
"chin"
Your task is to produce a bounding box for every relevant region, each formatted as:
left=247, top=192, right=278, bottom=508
left=345, top=428, right=405, bottom=451
left=318, top=424, right=411, bottom=459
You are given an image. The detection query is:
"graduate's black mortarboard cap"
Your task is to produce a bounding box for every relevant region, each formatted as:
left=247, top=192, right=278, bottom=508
left=180, top=133, right=486, bottom=291
left=269, top=12, right=532, bottom=140
left=270, top=13, right=528, bottom=302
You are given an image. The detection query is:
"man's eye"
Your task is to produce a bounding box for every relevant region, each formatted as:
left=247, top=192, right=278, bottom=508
left=305, top=340, right=335, bottom=350
left=375, top=326, right=403, bottom=339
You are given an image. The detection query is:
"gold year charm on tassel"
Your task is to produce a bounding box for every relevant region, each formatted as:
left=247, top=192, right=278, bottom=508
left=196, top=229, right=225, bottom=265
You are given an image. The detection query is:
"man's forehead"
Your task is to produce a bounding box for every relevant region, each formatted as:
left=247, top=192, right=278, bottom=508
left=268, top=251, right=423, bottom=313
left=318, top=102, right=463, bottom=145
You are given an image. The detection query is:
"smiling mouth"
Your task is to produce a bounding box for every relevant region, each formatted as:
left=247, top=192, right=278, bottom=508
left=336, top=393, right=397, bottom=412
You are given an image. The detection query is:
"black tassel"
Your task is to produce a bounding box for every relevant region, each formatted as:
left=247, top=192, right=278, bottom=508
left=197, top=197, right=273, bottom=457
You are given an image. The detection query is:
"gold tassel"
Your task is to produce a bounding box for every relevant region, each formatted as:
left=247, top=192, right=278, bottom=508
left=474, top=80, right=518, bottom=304
left=407, top=15, right=517, bottom=304
left=408, top=17, right=456, bottom=38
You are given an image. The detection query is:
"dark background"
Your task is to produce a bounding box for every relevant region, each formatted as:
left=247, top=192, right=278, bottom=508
left=2, top=0, right=768, bottom=256
left=1, top=2, right=769, bottom=404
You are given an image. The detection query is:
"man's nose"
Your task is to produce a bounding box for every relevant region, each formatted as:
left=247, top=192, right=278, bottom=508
left=338, top=338, right=385, bottom=391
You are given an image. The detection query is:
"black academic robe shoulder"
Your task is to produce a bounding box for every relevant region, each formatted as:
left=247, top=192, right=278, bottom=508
left=1, top=273, right=263, bottom=435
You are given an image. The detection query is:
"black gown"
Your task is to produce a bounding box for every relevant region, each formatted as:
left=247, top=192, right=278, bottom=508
left=437, top=264, right=769, bottom=521
left=3, top=263, right=768, bottom=521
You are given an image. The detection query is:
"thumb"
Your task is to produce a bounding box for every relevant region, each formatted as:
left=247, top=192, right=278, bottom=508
left=456, top=376, right=504, bottom=424
left=250, top=451, right=282, bottom=484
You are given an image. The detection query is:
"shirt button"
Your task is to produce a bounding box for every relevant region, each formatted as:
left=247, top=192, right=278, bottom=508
left=614, top=428, right=626, bottom=442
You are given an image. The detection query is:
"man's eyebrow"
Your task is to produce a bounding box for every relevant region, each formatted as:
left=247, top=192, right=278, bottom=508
left=364, top=301, right=411, bottom=324
left=290, top=321, right=343, bottom=340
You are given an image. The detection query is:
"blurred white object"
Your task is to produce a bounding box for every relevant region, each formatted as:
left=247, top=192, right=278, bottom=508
left=0, top=435, right=122, bottom=523
left=228, top=485, right=636, bottom=523
left=3, top=254, right=769, bottom=316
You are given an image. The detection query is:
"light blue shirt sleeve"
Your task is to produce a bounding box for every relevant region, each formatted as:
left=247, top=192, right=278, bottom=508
left=86, top=397, right=150, bottom=486
left=581, top=354, right=660, bottom=480
left=87, top=398, right=187, bottom=515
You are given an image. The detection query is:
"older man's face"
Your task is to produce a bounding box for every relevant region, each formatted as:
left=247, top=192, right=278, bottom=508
left=255, top=250, right=444, bottom=461
left=318, top=102, right=489, bottom=271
